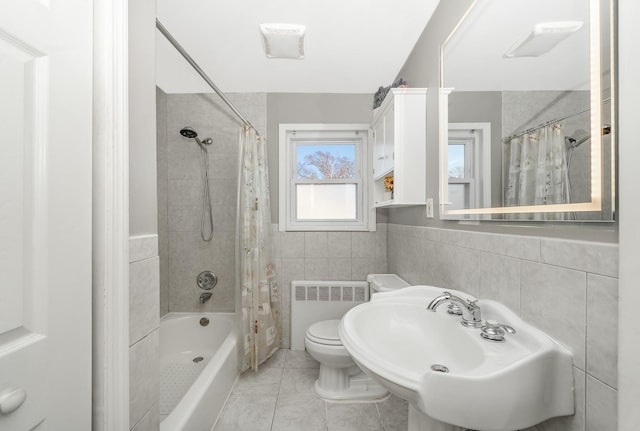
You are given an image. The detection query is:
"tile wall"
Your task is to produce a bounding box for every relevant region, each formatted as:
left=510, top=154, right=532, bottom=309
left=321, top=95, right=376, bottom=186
left=387, top=224, right=618, bottom=431
left=129, top=235, right=161, bottom=431
left=158, top=92, right=267, bottom=315
left=271, top=223, right=388, bottom=348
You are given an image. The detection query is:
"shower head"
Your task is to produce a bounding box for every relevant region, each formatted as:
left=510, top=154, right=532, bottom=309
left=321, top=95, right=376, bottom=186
left=180, top=127, right=212, bottom=147
left=180, top=127, right=198, bottom=139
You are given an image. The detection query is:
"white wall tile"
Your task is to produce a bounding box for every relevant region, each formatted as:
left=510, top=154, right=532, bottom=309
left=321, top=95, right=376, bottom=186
left=129, top=330, right=159, bottom=428
left=304, top=232, right=328, bottom=258
left=282, top=232, right=305, bottom=258
left=586, top=376, right=617, bottom=431
left=129, top=257, right=160, bottom=345
left=586, top=274, right=618, bottom=388
left=352, top=232, right=377, bottom=257
left=520, top=262, right=587, bottom=369
left=129, top=235, right=159, bottom=263
left=541, top=239, right=618, bottom=277
left=491, top=234, right=541, bottom=261
left=130, top=402, right=159, bottom=431
left=305, top=258, right=329, bottom=279
left=328, top=232, right=351, bottom=257
left=328, top=258, right=353, bottom=281
left=479, top=252, right=521, bottom=314
left=439, top=229, right=493, bottom=252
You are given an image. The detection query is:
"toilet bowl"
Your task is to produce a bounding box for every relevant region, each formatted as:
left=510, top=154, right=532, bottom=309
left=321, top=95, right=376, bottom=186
left=304, top=274, right=409, bottom=401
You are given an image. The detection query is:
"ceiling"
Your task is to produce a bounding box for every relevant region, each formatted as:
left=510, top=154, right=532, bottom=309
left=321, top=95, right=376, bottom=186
left=155, top=0, right=440, bottom=94
left=443, top=0, right=596, bottom=91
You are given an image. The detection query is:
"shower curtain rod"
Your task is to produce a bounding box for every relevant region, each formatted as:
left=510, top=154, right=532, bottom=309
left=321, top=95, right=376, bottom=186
left=503, top=98, right=611, bottom=143
left=155, top=19, right=260, bottom=136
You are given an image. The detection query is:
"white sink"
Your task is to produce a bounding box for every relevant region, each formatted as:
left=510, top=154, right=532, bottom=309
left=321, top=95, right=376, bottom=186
left=339, top=286, right=574, bottom=431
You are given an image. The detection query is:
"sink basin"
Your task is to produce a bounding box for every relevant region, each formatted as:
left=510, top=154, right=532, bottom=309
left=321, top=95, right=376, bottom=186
left=339, top=286, right=574, bottom=431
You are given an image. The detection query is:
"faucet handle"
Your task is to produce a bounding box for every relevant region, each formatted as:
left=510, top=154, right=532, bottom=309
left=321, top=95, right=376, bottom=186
left=480, top=320, right=516, bottom=342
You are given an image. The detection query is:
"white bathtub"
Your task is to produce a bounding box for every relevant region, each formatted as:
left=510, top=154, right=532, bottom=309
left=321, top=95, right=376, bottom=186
left=159, top=312, right=238, bottom=431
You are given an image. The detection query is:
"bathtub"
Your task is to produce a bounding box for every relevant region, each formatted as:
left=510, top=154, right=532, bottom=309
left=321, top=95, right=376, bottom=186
left=159, top=312, right=238, bottom=431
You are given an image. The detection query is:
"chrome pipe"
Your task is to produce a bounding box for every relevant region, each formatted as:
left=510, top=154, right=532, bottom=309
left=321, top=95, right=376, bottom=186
left=155, top=19, right=260, bottom=136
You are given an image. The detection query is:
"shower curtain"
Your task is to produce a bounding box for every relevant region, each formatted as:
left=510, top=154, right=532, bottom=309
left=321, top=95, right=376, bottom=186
left=504, top=123, right=570, bottom=220
left=238, top=127, right=281, bottom=372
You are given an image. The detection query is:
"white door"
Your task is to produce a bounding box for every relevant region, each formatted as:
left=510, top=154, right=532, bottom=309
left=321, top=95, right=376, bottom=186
left=0, top=1, right=92, bottom=430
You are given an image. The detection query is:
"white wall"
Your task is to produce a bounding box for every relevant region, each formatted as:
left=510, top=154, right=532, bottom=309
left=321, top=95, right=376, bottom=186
left=617, top=0, right=640, bottom=429
left=129, top=0, right=158, bottom=236
left=129, top=0, right=160, bottom=430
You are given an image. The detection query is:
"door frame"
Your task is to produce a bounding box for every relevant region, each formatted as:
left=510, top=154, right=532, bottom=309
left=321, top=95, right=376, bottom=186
left=93, top=0, right=130, bottom=429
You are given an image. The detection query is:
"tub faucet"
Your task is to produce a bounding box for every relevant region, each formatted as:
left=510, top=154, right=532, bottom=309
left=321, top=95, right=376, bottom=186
left=199, top=292, right=212, bottom=304
left=427, top=291, right=482, bottom=328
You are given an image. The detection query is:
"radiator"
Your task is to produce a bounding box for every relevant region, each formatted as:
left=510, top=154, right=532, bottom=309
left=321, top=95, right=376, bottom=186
left=290, top=280, right=369, bottom=350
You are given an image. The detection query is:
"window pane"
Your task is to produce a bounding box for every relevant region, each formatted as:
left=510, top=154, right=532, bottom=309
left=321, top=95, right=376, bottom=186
left=296, top=184, right=357, bottom=220
left=296, top=143, right=356, bottom=179
left=448, top=183, right=471, bottom=210
left=448, top=143, right=466, bottom=178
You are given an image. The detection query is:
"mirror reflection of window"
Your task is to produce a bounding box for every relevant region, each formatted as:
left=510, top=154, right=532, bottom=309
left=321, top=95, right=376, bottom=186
left=446, top=123, right=492, bottom=216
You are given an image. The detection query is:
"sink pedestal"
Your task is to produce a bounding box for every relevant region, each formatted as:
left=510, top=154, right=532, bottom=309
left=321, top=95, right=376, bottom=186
left=408, top=405, right=463, bottom=431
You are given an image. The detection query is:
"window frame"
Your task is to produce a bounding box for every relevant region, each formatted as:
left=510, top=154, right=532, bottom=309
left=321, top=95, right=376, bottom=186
left=279, top=123, right=374, bottom=231
left=444, top=122, right=492, bottom=219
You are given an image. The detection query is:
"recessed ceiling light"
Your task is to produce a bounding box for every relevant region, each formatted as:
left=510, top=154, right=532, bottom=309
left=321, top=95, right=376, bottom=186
left=260, top=23, right=306, bottom=59
left=504, top=21, right=584, bottom=58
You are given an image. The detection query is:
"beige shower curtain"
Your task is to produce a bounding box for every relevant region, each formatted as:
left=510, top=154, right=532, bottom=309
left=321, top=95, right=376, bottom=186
left=504, top=123, right=570, bottom=220
left=238, top=127, right=281, bottom=372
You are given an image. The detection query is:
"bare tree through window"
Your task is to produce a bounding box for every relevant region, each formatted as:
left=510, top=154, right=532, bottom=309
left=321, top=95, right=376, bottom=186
left=297, top=148, right=355, bottom=179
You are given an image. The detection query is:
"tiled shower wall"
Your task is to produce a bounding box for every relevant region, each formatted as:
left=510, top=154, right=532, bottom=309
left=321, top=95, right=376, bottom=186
left=156, top=88, right=390, bottom=347
left=387, top=224, right=618, bottom=431
left=157, top=91, right=267, bottom=315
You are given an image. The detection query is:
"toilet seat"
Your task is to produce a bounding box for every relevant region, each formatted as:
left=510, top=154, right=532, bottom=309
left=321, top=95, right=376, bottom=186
left=305, top=320, right=343, bottom=346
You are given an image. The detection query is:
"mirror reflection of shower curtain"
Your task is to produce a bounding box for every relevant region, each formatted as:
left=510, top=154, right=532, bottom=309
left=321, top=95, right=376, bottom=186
left=504, top=123, right=569, bottom=220
left=238, top=127, right=281, bottom=372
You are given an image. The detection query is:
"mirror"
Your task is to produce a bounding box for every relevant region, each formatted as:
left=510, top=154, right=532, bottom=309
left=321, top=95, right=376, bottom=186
left=439, top=0, right=615, bottom=221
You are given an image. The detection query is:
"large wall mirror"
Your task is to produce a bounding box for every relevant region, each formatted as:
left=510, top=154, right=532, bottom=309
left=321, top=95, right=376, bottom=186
left=439, top=0, right=615, bottom=221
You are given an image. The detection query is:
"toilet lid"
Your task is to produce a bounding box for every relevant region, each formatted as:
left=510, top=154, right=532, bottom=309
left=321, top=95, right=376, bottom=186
left=305, top=320, right=343, bottom=346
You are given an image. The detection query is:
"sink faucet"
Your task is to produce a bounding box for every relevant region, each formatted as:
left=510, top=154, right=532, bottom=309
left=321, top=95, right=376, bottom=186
left=427, top=291, right=482, bottom=328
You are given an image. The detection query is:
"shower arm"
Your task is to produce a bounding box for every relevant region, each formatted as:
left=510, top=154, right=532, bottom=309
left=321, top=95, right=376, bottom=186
left=156, top=19, right=260, bottom=136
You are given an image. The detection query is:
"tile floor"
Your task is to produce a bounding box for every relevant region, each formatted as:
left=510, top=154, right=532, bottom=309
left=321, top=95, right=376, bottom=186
left=213, top=349, right=409, bottom=431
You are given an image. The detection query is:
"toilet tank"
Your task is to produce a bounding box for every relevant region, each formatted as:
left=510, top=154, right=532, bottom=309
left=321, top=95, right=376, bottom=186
left=367, top=274, right=410, bottom=294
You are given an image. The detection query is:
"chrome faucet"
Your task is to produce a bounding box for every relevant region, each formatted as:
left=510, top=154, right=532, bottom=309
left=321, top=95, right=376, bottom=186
left=427, top=291, right=482, bottom=328
left=199, top=292, right=212, bottom=304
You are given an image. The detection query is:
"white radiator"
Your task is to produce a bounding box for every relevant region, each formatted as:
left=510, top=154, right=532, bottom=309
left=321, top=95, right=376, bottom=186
left=290, top=280, right=369, bottom=350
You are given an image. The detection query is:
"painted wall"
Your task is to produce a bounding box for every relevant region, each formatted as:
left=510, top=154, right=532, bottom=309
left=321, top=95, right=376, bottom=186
left=128, top=0, right=160, bottom=430
left=129, top=0, right=158, bottom=236
left=617, top=0, right=640, bottom=428
left=265, top=93, right=374, bottom=222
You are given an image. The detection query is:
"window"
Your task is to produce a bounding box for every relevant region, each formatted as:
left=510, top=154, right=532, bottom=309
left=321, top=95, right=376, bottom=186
left=445, top=123, right=492, bottom=218
left=279, top=124, right=374, bottom=231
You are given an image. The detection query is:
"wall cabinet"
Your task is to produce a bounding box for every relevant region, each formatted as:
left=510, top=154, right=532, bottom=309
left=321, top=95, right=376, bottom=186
left=371, top=88, right=427, bottom=207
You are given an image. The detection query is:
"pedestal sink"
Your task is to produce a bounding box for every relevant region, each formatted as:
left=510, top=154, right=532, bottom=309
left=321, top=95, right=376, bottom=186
left=338, top=286, right=574, bottom=431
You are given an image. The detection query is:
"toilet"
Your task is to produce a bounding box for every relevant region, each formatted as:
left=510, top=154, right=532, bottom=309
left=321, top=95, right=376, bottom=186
left=304, top=274, right=410, bottom=401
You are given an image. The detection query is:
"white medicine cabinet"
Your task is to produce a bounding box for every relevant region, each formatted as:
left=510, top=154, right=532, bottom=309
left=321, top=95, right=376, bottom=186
left=371, top=88, right=428, bottom=207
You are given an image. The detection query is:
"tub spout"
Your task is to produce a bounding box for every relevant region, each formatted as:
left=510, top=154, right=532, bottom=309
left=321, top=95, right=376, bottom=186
left=199, top=292, right=212, bottom=304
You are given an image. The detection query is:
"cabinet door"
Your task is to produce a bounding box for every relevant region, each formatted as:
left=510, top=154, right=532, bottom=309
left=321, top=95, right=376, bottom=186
left=372, top=115, right=386, bottom=177
left=383, top=104, right=395, bottom=173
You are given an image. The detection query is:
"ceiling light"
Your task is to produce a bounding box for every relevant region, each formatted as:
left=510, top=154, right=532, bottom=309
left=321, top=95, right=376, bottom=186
left=260, top=23, right=306, bottom=59
left=504, top=21, right=584, bottom=58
